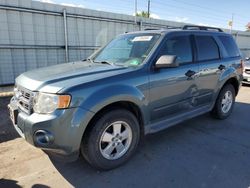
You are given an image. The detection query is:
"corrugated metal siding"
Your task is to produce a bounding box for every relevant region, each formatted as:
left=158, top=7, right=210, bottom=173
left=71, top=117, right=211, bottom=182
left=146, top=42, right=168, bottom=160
left=0, top=0, right=250, bottom=85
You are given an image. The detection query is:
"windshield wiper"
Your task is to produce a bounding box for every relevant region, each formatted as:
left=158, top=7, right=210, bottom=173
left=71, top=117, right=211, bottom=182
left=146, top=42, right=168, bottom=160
left=85, top=58, right=94, bottom=64
left=84, top=58, right=114, bottom=66
left=95, top=61, right=114, bottom=66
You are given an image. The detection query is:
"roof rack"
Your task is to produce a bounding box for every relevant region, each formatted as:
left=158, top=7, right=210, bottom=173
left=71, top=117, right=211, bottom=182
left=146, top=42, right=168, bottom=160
left=144, top=26, right=182, bottom=31
left=182, top=25, right=223, bottom=32
left=144, top=28, right=161, bottom=31
left=143, top=25, right=223, bottom=32
left=166, top=26, right=182, bottom=29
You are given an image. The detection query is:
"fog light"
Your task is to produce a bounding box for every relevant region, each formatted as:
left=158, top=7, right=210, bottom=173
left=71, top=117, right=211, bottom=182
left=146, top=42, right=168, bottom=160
left=34, top=130, right=54, bottom=145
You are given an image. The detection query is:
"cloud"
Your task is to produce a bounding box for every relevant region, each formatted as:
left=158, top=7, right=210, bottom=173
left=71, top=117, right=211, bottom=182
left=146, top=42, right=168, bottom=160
left=175, top=17, right=189, bottom=22
left=150, top=13, right=160, bottom=19
left=39, top=0, right=54, bottom=3
left=61, top=3, right=85, bottom=8
left=38, top=0, right=85, bottom=8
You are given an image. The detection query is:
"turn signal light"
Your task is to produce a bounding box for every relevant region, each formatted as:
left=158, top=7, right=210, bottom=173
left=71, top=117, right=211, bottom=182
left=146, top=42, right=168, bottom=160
left=58, top=95, right=71, bottom=108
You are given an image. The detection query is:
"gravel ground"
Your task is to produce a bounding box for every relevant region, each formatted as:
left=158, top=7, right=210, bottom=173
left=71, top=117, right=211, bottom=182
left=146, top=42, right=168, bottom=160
left=0, top=86, right=250, bottom=188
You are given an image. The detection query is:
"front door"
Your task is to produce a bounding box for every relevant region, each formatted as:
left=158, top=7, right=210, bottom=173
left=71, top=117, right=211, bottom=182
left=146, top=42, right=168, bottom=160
left=149, top=34, right=199, bottom=123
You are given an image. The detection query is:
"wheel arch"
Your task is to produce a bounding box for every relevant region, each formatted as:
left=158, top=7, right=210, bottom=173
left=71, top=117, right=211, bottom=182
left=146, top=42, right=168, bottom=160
left=211, top=76, right=239, bottom=116
left=82, top=100, right=145, bottom=143
left=222, top=77, right=240, bottom=96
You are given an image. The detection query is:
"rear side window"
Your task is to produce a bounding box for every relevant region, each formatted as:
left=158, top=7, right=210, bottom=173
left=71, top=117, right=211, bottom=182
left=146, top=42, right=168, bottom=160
left=195, top=36, right=220, bottom=61
left=218, top=35, right=240, bottom=58
left=159, top=35, right=192, bottom=64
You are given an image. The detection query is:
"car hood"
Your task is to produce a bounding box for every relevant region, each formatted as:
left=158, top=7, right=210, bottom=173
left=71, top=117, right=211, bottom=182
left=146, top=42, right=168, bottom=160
left=16, top=61, right=131, bottom=93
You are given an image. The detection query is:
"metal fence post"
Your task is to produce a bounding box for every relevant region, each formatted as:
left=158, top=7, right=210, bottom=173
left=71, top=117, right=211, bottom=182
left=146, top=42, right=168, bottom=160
left=63, top=9, right=69, bottom=63
left=139, top=20, right=143, bottom=31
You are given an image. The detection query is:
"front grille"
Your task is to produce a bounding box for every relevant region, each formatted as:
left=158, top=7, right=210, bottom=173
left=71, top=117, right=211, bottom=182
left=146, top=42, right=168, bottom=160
left=245, top=69, right=250, bottom=74
left=16, top=86, right=33, bottom=114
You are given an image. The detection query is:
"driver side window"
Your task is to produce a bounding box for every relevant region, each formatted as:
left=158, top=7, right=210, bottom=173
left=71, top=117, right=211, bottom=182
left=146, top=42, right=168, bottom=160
left=159, top=35, right=193, bottom=64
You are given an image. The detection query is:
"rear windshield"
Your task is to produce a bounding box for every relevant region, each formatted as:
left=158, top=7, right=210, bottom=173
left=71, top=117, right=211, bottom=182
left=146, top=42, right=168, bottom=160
left=218, top=35, right=240, bottom=58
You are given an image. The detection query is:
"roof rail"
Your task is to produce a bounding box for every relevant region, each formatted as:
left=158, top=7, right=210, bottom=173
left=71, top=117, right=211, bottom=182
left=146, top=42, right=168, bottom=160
left=182, top=25, right=223, bottom=32
left=166, top=26, right=182, bottom=29
left=144, top=26, right=182, bottom=31
left=143, top=25, right=223, bottom=32
left=144, top=28, right=161, bottom=31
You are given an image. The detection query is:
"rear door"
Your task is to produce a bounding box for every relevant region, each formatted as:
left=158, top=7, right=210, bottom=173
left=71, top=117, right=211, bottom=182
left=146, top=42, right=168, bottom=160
left=149, top=33, right=199, bottom=123
left=194, top=34, right=222, bottom=106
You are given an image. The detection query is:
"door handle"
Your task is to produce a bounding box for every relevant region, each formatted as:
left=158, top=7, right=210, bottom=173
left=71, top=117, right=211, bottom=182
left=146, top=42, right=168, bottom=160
left=185, top=70, right=196, bottom=78
left=218, top=64, right=226, bottom=70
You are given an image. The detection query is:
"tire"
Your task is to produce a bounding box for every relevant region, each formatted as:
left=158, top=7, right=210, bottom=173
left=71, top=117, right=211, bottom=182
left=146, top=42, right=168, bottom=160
left=211, top=84, right=236, bottom=119
left=81, top=109, right=140, bottom=170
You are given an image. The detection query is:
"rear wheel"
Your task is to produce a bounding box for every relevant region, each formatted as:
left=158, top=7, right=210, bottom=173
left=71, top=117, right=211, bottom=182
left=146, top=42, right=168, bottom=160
left=211, top=84, right=235, bottom=119
left=81, top=109, right=140, bottom=170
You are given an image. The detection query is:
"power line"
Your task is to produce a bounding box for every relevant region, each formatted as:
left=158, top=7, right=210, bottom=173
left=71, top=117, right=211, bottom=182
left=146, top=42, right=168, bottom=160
left=150, top=2, right=248, bottom=30
left=169, top=0, right=250, bottom=19
left=155, top=0, right=249, bottom=26
left=151, top=5, right=227, bottom=24
left=82, top=0, right=247, bottom=30
left=86, top=0, right=248, bottom=25
left=151, top=0, right=248, bottom=25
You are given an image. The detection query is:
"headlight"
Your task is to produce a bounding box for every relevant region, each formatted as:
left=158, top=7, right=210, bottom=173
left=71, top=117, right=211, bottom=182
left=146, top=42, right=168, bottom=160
left=33, top=93, right=71, bottom=114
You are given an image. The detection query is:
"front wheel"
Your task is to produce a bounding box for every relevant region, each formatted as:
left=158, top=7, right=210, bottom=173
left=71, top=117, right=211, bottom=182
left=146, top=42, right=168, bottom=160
left=211, top=84, right=236, bottom=119
left=81, top=109, right=140, bottom=170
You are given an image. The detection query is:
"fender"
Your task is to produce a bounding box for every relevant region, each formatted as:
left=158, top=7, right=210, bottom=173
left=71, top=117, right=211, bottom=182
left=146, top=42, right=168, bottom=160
left=79, top=84, right=149, bottom=123
left=212, top=66, right=240, bottom=103
left=219, top=67, right=238, bottom=86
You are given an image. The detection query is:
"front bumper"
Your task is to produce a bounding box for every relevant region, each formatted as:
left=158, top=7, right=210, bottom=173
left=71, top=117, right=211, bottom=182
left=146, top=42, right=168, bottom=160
left=8, top=97, right=94, bottom=161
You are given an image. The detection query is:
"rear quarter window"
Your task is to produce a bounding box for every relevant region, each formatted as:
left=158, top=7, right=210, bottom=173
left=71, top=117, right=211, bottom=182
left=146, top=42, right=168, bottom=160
left=195, top=35, right=220, bottom=61
left=218, top=35, right=240, bottom=58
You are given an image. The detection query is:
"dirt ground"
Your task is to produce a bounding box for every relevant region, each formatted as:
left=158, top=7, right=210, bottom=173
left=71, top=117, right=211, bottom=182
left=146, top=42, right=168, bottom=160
left=1, top=86, right=250, bottom=188
left=0, top=96, right=19, bottom=143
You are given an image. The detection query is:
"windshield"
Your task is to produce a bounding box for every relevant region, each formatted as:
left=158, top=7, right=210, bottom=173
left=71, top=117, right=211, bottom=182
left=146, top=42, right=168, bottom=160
left=93, top=33, right=161, bottom=66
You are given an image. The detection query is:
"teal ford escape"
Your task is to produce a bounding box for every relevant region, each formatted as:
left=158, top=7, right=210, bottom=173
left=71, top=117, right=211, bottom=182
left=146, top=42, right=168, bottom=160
left=8, top=25, right=243, bottom=170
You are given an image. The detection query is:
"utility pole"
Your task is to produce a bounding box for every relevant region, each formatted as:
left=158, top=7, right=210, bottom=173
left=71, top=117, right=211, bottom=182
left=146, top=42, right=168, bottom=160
left=147, top=0, right=150, bottom=18
left=230, top=13, right=234, bottom=33
left=63, top=9, right=69, bottom=63
left=134, top=0, right=137, bottom=24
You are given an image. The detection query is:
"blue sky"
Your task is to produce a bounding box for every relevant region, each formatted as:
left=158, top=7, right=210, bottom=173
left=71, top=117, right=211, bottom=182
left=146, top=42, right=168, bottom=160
left=39, top=0, right=250, bottom=31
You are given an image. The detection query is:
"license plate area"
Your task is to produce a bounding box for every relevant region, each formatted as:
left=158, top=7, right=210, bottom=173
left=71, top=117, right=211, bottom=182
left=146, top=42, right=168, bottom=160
left=8, top=104, right=18, bottom=125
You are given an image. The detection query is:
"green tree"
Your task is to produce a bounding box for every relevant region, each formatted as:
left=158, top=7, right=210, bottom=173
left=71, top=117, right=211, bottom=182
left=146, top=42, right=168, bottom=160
left=136, top=11, right=150, bottom=18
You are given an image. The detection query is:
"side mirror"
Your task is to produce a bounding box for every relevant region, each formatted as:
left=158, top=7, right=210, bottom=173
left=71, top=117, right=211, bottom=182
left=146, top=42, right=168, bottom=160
left=155, top=55, right=179, bottom=68
left=245, top=57, right=250, bottom=61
